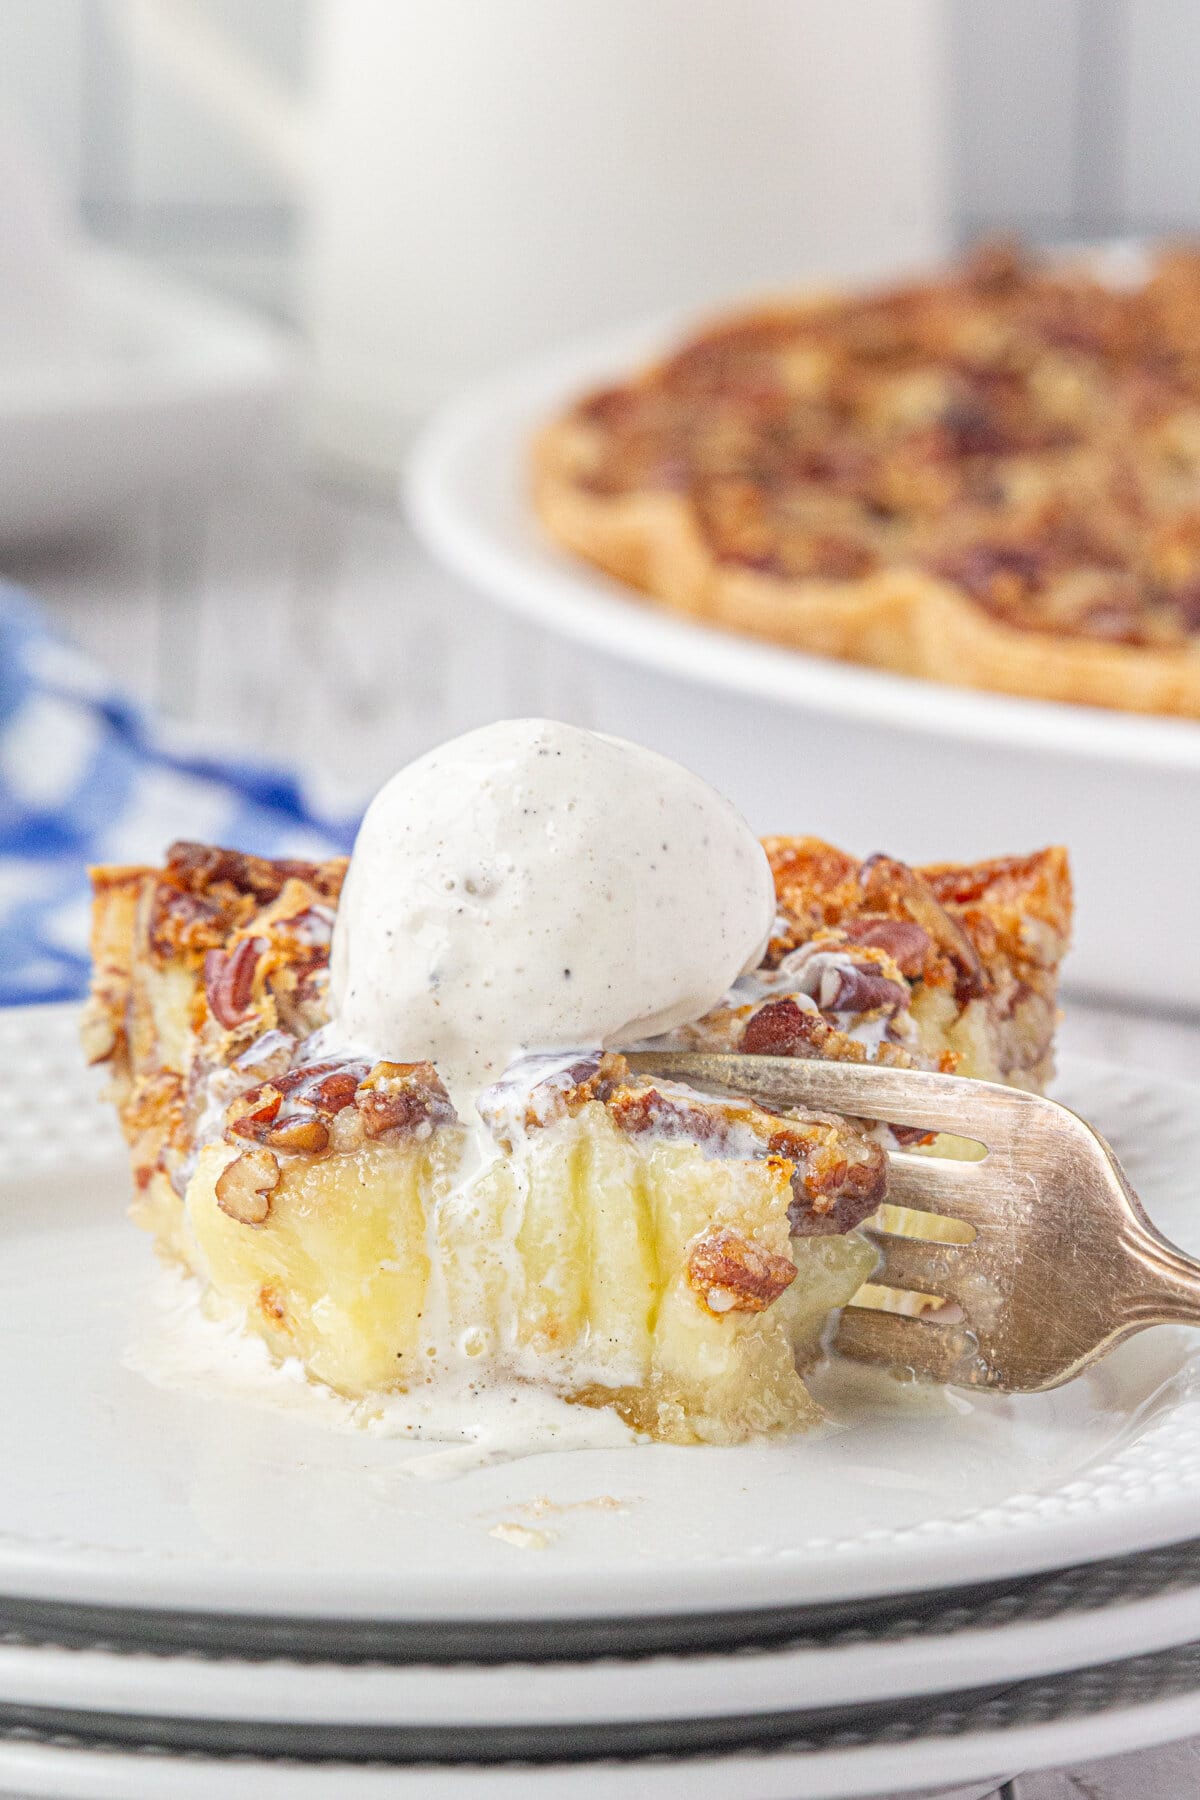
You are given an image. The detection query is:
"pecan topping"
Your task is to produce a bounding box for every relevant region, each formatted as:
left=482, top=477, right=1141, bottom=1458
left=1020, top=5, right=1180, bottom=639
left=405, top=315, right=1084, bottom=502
left=607, top=1085, right=732, bottom=1151
left=819, top=960, right=909, bottom=1015
left=304, top=1069, right=361, bottom=1113
left=841, top=915, right=932, bottom=977
left=204, top=937, right=263, bottom=1028
left=166, top=841, right=345, bottom=905
left=215, top=1147, right=280, bottom=1225
left=150, top=887, right=228, bottom=957
left=557, top=239, right=1200, bottom=649
left=355, top=1062, right=456, bottom=1138
left=606, top=1074, right=888, bottom=1236
left=1172, top=578, right=1200, bottom=634
left=226, top=1082, right=283, bottom=1135
left=687, top=1227, right=797, bottom=1314
left=860, top=854, right=987, bottom=1001
left=480, top=1051, right=627, bottom=1141
left=225, top=1081, right=330, bottom=1153
left=276, top=1060, right=368, bottom=1115
left=273, top=904, right=334, bottom=949
left=935, top=540, right=1050, bottom=612
left=260, top=1114, right=330, bottom=1153
left=785, top=1135, right=888, bottom=1236
left=741, top=998, right=850, bottom=1060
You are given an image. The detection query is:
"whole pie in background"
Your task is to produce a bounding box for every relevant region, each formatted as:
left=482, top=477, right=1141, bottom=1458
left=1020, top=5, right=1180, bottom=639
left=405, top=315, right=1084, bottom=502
left=534, top=240, right=1200, bottom=717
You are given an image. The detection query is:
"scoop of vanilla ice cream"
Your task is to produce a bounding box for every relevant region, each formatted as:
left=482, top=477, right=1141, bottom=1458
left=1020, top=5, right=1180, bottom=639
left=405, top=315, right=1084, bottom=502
left=328, top=719, right=774, bottom=1102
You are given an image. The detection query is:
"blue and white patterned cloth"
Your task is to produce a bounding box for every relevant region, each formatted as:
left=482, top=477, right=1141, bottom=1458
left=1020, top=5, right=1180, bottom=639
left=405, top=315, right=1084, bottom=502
left=0, top=584, right=357, bottom=1006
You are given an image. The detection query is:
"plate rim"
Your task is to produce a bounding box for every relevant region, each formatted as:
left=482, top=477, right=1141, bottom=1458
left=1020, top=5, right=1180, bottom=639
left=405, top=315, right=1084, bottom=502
left=0, top=1648, right=1197, bottom=1800
left=0, top=1544, right=1198, bottom=1719
left=403, top=304, right=1200, bottom=774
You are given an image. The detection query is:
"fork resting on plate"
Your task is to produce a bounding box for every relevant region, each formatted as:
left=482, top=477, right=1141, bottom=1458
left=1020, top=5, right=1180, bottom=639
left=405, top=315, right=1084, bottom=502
left=626, top=1051, right=1200, bottom=1392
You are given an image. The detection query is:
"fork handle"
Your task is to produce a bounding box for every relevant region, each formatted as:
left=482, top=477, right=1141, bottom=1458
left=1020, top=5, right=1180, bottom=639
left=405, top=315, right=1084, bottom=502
left=1124, top=1221, right=1200, bottom=1328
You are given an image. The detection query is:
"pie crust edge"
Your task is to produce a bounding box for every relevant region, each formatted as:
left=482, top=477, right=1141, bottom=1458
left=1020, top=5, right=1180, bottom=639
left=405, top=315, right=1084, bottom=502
left=532, top=416, right=1200, bottom=718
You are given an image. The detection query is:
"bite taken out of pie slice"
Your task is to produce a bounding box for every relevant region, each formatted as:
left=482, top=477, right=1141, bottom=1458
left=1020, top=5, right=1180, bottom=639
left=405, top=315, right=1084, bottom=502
left=83, top=722, right=1071, bottom=1446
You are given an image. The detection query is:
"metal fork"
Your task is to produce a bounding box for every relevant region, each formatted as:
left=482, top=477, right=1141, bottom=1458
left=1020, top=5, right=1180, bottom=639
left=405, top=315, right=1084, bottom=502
left=625, top=1051, right=1200, bottom=1392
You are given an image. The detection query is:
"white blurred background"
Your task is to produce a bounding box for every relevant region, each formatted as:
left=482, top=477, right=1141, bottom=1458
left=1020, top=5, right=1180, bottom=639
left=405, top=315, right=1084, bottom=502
left=4, top=2, right=1198, bottom=336
left=0, top=0, right=1197, bottom=1027
left=3, top=1, right=1198, bottom=777
left=0, top=0, right=954, bottom=795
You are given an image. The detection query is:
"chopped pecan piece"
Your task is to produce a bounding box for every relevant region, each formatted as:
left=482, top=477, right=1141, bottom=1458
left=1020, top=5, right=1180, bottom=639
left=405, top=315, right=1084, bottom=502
left=784, top=1130, right=888, bottom=1235
left=817, top=958, right=909, bottom=1014
left=355, top=1062, right=455, bottom=1139
left=687, top=1226, right=797, bottom=1315
left=226, top=1082, right=283, bottom=1135
left=215, top=1147, right=280, bottom=1225
left=841, top=914, right=932, bottom=976
left=860, top=854, right=987, bottom=1001
left=276, top=1060, right=368, bottom=1115
left=204, top=938, right=263, bottom=1029
left=304, top=1069, right=361, bottom=1114
left=741, top=998, right=859, bottom=1060
left=607, top=1084, right=733, bottom=1151
left=226, top=1085, right=330, bottom=1154
left=261, top=1114, right=330, bottom=1154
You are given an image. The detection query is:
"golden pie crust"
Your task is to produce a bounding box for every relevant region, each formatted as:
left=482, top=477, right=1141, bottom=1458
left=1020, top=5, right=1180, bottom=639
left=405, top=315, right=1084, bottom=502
left=533, top=243, right=1200, bottom=716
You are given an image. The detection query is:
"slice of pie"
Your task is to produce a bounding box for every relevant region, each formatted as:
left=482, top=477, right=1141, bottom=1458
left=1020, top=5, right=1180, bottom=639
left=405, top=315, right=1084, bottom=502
left=84, top=835, right=1070, bottom=1444
left=534, top=239, right=1200, bottom=716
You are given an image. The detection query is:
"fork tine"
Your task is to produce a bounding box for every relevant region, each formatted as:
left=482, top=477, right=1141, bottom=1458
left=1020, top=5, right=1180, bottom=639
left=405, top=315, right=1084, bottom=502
left=867, top=1234, right=966, bottom=1300
left=623, top=1052, right=1038, bottom=1151
left=833, top=1304, right=990, bottom=1387
left=880, top=1151, right=992, bottom=1223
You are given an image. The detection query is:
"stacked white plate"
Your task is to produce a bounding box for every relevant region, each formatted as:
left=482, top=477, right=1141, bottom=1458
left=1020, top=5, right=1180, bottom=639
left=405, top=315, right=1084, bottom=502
left=3, top=1003, right=1200, bottom=1799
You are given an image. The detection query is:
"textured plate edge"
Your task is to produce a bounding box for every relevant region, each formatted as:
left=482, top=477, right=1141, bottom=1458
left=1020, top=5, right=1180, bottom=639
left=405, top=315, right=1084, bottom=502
left=0, top=1559, right=1199, bottom=1721
left=0, top=1667, right=1196, bottom=1799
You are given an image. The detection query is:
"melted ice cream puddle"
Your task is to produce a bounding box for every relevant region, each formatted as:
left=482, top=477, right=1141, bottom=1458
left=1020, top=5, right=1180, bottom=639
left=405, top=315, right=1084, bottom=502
left=127, top=1267, right=639, bottom=1477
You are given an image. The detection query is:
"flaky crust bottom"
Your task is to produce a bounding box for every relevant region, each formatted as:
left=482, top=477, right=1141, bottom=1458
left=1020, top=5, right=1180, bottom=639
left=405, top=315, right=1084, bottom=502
left=533, top=424, right=1200, bottom=718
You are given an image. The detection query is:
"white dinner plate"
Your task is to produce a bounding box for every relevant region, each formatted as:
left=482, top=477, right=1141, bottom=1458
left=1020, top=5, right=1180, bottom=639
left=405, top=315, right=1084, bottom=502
left=403, top=280, right=1200, bottom=1012
left=0, top=1543, right=1198, bottom=1726
left=4, top=1003, right=1200, bottom=1640
left=1, top=1641, right=1200, bottom=1800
